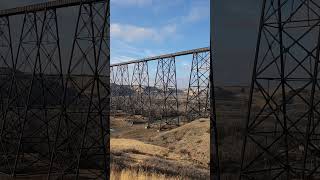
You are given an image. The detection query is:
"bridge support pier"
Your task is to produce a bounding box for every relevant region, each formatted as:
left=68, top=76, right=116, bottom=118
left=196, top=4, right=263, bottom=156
left=186, top=51, right=210, bottom=120
left=240, top=0, right=320, bottom=179
left=153, top=57, right=179, bottom=130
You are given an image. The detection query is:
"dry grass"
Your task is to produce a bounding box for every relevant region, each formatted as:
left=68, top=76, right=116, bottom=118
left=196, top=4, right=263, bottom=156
left=151, top=118, right=210, bottom=167
left=111, top=168, right=183, bottom=180
left=110, top=111, right=211, bottom=179
left=110, top=154, right=209, bottom=179
left=111, top=138, right=168, bottom=155
left=110, top=137, right=209, bottom=179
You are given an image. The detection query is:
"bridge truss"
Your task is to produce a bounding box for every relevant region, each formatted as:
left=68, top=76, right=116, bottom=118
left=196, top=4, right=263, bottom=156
left=240, top=0, right=320, bottom=179
left=110, top=48, right=211, bottom=130
left=0, top=0, right=110, bottom=179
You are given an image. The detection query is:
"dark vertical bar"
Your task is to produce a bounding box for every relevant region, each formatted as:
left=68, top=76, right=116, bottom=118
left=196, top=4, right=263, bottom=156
left=49, top=10, right=65, bottom=176
left=37, top=9, right=51, bottom=156
left=186, top=54, right=195, bottom=119
left=210, top=0, right=220, bottom=179
left=48, top=1, right=83, bottom=178
left=196, top=53, right=201, bottom=116
left=302, top=14, right=320, bottom=180
left=205, top=52, right=210, bottom=117
left=145, top=62, right=152, bottom=128
left=160, top=59, right=165, bottom=130
left=173, top=57, right=179, bottom=126
left=75, top=3, right=97, bottom=179
left=13, top=12, right=39, bottom=177
left=0, top=15, right=15, bottom=176
left=100, top=2, right=110, bottom=177
left=239, top=0, right=266, bottom=179
left=277, top=1, right=289, bottom=179
left=140, top=63, right=144, bottom=114
left=2, top=13, right=27, bottom=144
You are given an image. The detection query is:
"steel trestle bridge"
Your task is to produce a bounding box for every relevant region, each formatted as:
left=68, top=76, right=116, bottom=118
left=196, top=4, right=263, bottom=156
left=110, top=47, right=211, bottom=130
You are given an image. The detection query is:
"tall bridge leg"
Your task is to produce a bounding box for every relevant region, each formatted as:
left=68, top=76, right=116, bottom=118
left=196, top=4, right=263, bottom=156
left=154, top=57, right=179, bottom=130
left=130, top=62, right=151, bottom=122
left=240, top=0, right=320, bottom=179
left=115, top=65, right=130, bottom=112
left=186, top=51, right=210, bottom=121
left=48, top=1, right=110, bottom=179
left=0, top=9, right=65, bottom=177
left=0, top=16, right=15, bottom=176
left=110, top=66, right=117, bottom=111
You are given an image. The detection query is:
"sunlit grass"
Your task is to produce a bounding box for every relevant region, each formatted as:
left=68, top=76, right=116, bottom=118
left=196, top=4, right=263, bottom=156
left=111, top=168, right=183, bottom=180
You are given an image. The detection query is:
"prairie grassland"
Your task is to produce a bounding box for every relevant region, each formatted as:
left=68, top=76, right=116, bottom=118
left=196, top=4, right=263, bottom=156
left=110, top=119, right=210, bottom=179
left=111, top=169, right=183, bottom=180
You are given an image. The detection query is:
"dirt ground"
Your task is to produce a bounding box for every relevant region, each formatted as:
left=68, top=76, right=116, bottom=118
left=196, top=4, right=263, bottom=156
left=110, top=85, right=252, bottom=179
left=110, top=115, right=210, bottom=179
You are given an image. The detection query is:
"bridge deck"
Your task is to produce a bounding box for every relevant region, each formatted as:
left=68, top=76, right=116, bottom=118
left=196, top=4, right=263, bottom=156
left=111, top=47, right=210, bottom=67
left=0, top=0, right=105, bottom=17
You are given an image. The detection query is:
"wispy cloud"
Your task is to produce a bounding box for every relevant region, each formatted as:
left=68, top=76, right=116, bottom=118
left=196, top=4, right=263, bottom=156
left=162, top=1, right=209, bottom=29
left=111, top=55, right=135, bottom=64
left=111, top=23, right=177, bottom=43
left=111, top=40, right=169, bottom=64
left=182, top=1, right=210, bottom=23
left=110, top=1, right=208, bottom=43
left=111, top=0, right=152, bottom=7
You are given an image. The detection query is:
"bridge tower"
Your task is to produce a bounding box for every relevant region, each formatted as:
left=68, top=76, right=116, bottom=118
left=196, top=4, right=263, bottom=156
left=0, top=16, right=14, bottom=122
left=114, top=65, right=130, bottom=111
left=154, top=57, right=179, bottom=130
left=130, top=61, right=151, bottom=119
left=0, top=9, right=65, bottom=176
left=110, top=66, right=117, bottom=111
left=186, top=51, right=210, bottom=120
left=49, top=1, right=110, bottom=179
left=240, top=0, right=320, bottom=179
left=0, top=1, right=110, bottom=179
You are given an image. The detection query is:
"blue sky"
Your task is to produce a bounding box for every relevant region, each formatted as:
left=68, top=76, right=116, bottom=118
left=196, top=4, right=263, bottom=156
left=1, top=0, right=210, bottom=88
left=0, top=0, right=210, bottom=63
left=110, top=0, right=210, bottom=64
left=1, top=0, right=264, bottom=86
left=111, top=0, right=210, bottom=88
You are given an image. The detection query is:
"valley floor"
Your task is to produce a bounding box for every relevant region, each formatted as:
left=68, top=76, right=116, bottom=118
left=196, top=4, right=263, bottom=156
left=110, top=115, right=210, bottom=180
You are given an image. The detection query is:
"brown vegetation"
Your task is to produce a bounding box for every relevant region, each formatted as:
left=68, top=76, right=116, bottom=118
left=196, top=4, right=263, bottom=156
left=110, top=117, right=210, bottom=179
left=110, top=86, right=255, bottom=179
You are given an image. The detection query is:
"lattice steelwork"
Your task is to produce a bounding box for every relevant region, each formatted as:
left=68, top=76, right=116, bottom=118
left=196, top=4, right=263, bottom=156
left=114, top=65, right=131, bottom=111
left=49, top=2, right=110, bottom=179
left=186, top=51, right=210, bottom=120
left=153, top=57, right=179, bottom=130
left=0, top=0, right=110, bottom=179
left=130, top=61, right=151, bottom=117
left=110, top=48, right=211, bottom=130
left=0, top=10, right=64, bottom=176
left=240, top=0, right=320, bottom=179
left=110, top=66, right=117, bottom=111
left=0, top=16, right=13, bottom=122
